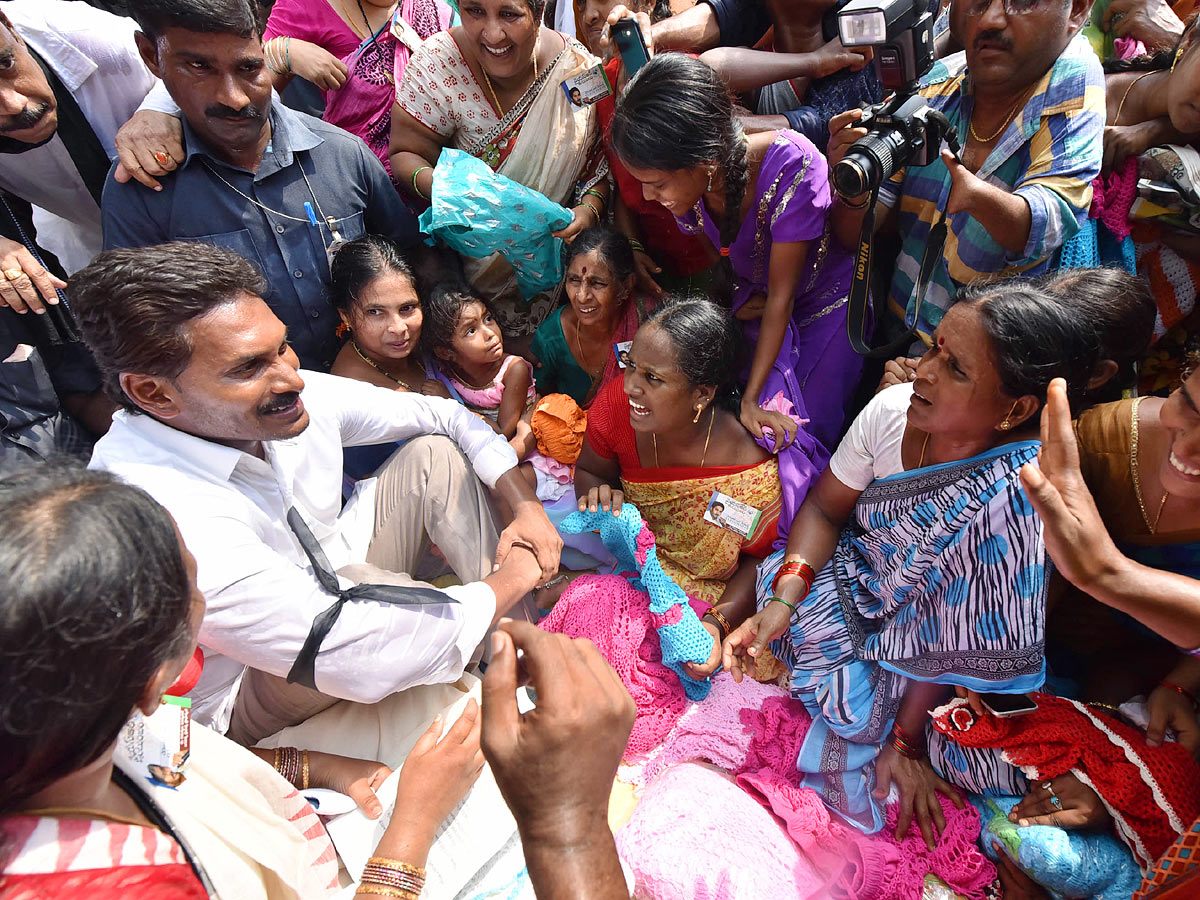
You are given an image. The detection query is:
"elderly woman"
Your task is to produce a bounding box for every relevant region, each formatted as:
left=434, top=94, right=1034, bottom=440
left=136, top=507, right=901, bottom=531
left=389, top=0, right=608, bottom=337
left=530, top=226, right=650, bottom=407
left=722, top=282, right=1098, bottom=847
left=610, top=53, right=859, bottom=451
left=574, top=298, right=827, bottom=612
left=0, top=464, right=485, bottom=897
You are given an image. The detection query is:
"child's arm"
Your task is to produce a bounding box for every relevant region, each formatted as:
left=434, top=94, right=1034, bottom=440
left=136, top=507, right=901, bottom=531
left=496, top=358, right=535, bottom=441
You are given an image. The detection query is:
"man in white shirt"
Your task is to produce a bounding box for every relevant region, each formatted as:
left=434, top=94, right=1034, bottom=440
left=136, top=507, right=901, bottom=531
left=75, top=241, right=561, bottom=744
left=0, top=0, right=178, bottom=308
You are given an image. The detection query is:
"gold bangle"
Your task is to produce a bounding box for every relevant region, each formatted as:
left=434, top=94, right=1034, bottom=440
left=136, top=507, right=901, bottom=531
left=355, top=887, right=420, bottom=900
left=367, top=858, right=426, bottom=877
left=702, top=606, right=731, bottom=643
left=579, top=200, right=601, bottom=221
left=301, top=749, right=309, bottom=790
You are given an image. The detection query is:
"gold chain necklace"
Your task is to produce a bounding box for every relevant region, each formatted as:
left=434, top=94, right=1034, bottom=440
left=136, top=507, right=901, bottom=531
left=969, top=88, right=1030, bottom=144
left=1114, top=70, right=1158, bottom=126
left=352, top=340, right=416, bottom=391
left=1130, top=396, right=1170, bottom=533
left=652, top=406, right=715, bottom=468
left=918, top=431, right=930, bottom=467
left=479, top=42, right=539, bottom=117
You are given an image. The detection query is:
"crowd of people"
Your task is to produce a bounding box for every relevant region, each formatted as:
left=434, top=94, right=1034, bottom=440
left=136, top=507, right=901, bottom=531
left=2, top=0, right=1200, bottom=897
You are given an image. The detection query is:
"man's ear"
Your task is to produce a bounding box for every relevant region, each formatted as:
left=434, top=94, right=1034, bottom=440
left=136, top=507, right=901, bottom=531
left=120, top=372, right=183, bottom=419
left=134, top=31, right=163, bottom=80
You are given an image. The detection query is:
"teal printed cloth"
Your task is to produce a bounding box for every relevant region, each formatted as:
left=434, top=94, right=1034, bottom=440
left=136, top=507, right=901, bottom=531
left=418, top=148, right=573, bottom=300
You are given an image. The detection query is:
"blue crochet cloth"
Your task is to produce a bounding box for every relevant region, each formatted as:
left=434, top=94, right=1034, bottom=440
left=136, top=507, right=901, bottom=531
left=560, top=504, right=715, bottom=700
left=417, top=149, right=573, bottom=300
left=972, top=795, right=1141, bottom=900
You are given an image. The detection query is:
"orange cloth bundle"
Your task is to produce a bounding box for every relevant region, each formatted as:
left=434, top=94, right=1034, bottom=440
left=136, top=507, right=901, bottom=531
left=531, top=394, right=587, bottom=465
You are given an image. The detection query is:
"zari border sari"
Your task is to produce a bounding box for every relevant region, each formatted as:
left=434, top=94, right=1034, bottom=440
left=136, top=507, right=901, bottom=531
left=755, top=441, right=1048, bottom=832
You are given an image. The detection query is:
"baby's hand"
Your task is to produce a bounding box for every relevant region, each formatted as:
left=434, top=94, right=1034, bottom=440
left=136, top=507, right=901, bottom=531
left=421, top=379, right=451, bottom=399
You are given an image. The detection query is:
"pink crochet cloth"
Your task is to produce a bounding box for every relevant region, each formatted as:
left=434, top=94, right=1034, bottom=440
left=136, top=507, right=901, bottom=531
left=539, top=573, right=699, bottom=754
left=637, top=674, right=795, bottom=784
left=616, top=762, right=841, bottom=900
left=1091, top=157, right=1138, bottom=241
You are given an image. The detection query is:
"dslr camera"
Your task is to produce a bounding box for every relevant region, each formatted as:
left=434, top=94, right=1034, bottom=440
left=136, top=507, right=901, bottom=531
left=831, top=0, right=960, bottom=198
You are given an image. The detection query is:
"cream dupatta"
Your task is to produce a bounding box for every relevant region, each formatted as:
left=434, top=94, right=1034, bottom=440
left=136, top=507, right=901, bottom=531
left=461, top=37, right=605, bottom=331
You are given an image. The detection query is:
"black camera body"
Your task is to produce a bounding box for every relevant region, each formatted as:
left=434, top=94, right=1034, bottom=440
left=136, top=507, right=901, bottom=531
left=831, top=0, right=960, bottom=198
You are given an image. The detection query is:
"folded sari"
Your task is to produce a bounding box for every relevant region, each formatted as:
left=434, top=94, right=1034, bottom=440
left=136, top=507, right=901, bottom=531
left=623, top=457, right=782, bottom=607
left=757, top=441, right=1048, bottom=832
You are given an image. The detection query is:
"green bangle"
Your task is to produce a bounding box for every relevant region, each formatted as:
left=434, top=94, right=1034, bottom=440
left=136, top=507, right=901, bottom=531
left=412, top=165, right=432, bottom=200
left=768, top=596, right=797, bottom=616
left=284, top=36, right=292, bottom=73
left=579, top=199, right=601, bottom=221
left=583, top=187, right=606, bottom=205
left=629, top=238, right=646, bottom=253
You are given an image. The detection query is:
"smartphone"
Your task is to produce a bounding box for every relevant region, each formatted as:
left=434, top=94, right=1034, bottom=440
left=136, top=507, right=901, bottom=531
left=611, top=17, right=650, bottom=77
left=978, top=692, right=1038, bottom=718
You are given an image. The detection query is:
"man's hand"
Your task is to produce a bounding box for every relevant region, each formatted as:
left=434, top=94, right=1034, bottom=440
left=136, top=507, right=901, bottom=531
left=113, top=110, right=184, bottom=191
left=827, top=108, right=869, bottom=171
left=495, top=500, right=563, bottom=584
left=943, top=148, right=988, bottom=217
left=600, top=6, right=655, bottom=67
left=1146, top=681, right=1200, bottom=752
left=1103, top=123, right=1158, bottom=172
left=877, top=356, right=921, bottom=393
left=481, top=621, right=635, bottom=845
left=811, top=38, right=873, bottom=79
left=1103, top=0, right=1184, bottom=51
left=0, top=236, right=65, bottom=314
left=722, top=601, right=791, bottom=682
left=1019, top=379, right=1121, bottom=592
left=287, top=39, right=349, bottom=91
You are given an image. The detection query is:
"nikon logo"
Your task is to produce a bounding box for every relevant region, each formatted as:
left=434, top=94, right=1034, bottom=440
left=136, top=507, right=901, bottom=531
left=855, top=241, right=870, bottom=280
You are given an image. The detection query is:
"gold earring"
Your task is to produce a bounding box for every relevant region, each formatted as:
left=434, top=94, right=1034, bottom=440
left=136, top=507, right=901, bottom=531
left=999, top=399, right=1019, bottom=431
left=693, top=404, right=704, bottom=424
left=706, top=169, right=714, bottom=192
left=1173, top=44, right=1185, bottom=71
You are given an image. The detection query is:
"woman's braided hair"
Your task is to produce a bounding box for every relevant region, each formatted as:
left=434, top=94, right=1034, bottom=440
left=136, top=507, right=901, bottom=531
left=609, top=53, right=748, bottom=306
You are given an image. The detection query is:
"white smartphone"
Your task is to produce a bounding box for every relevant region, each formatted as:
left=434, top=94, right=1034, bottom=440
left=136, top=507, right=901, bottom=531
left=979, top=692, right=1038, bottom=718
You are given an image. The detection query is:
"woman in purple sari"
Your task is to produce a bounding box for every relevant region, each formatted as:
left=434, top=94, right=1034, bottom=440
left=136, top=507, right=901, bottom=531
left=610, top=53, right=860, bottom=455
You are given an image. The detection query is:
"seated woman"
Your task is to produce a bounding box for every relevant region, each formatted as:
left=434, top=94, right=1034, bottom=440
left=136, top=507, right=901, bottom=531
left=389, top=0, right=608, bottom=338
left=530, top=226, right=650, bottom=408
left=1018, top=373, right=1200, bottom=900
left=722, top=282, right=1098, bottom=845
left=0, top=463, right=483, bottom=898
left=329, top=235, right=458, bottom=479
left=610, top=53, right=859, bottom=450
left=574, top=297, right=827, bottom=609
left=263, top=0, right=456, bottom=179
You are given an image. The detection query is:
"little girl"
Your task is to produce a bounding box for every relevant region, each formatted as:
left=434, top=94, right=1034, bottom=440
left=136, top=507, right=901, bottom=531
left=424, top=288, right=570, bottom=502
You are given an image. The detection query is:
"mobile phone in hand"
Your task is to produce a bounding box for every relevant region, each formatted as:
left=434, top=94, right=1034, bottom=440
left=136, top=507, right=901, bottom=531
left=611, top=17, right=650, bottom=77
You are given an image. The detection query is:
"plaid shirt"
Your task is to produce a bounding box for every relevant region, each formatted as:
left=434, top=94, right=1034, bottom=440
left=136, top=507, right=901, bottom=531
left=878, top=34, right=1105, bottom=339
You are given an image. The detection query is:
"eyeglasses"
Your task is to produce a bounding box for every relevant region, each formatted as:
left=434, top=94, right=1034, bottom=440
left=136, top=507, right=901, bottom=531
left=964, top=0, right=1045, bottom=16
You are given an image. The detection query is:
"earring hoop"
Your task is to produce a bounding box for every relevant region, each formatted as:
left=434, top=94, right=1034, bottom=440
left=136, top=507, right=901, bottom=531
left=693, top=404, right=704, bottom=424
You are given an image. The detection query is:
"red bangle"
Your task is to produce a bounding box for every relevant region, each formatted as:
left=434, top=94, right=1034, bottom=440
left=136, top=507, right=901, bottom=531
left=889, top=723, right=926, bottom=759
left=771, top=559, right=816, bottom=596
left=1161, top=680, right=1198, bottom=707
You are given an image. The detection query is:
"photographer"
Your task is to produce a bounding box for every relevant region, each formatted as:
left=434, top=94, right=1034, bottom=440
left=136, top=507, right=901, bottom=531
left=828, top=0, right=1104, bottom=347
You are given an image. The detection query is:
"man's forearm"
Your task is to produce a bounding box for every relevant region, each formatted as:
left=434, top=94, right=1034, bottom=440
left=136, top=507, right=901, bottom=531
left=492, top=466, right=541, bottom=515
left=651, top=3, right=721, bottom=51
left=520, top=819, right=629, bottom=900
left=958, top=180, right=1032, bottom=256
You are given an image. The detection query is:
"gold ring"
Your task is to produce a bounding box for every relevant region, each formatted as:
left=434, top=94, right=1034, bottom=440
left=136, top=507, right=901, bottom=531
left=153, top=150, right=171, bottom=167
left=3, top=267, right=24, bottom=281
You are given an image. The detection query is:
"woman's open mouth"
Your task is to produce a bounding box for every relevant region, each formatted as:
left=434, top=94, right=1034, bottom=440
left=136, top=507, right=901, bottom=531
left=630, top=400, right=651, bottom=419
left=1169, top=450, right=1200, bottom=478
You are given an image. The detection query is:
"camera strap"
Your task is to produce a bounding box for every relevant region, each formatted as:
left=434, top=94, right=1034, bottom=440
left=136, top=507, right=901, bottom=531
left=846, top=193, right=947, bottom=358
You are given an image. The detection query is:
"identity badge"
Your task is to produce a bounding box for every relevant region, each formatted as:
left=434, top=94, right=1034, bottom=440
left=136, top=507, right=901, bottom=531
left=561, top=65, right=614, bottom=107
left=391, top=12, right=425, bottom=52
left=614, top=340, right=632, bottom=368
left=704, top=490, right=762, bottom=539
left=116, top=695, right=192, bottom=789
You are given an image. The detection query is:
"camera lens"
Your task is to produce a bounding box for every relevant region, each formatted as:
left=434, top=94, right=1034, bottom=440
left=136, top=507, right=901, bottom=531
left=832, top=127, right=909, bottom=198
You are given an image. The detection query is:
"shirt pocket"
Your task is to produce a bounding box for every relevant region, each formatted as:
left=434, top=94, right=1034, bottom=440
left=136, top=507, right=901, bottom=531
left=178, top=229, right=267, bottom=276
left=328, top=210, right=365, bottom=243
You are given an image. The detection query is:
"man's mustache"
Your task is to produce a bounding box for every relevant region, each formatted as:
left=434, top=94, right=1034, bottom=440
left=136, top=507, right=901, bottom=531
left=205, top=103, right=263, bottom=121
left=260, top=392, right=300, bottom=415
left=973, top=30, right=1014, bottom=51
left=0, top=101, right=50, bottom=133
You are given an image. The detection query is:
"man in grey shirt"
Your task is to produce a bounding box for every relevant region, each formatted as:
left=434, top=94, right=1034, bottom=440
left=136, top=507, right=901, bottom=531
left=101, top=0, right=418, bottom=371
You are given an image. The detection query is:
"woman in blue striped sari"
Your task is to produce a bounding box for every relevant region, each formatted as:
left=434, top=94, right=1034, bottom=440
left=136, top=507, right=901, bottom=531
left=722, top=281, right=1100, bottom=849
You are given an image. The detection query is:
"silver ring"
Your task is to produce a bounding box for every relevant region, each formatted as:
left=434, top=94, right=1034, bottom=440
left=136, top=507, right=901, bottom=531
left=1042, top=780, right=1063, bottom=810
